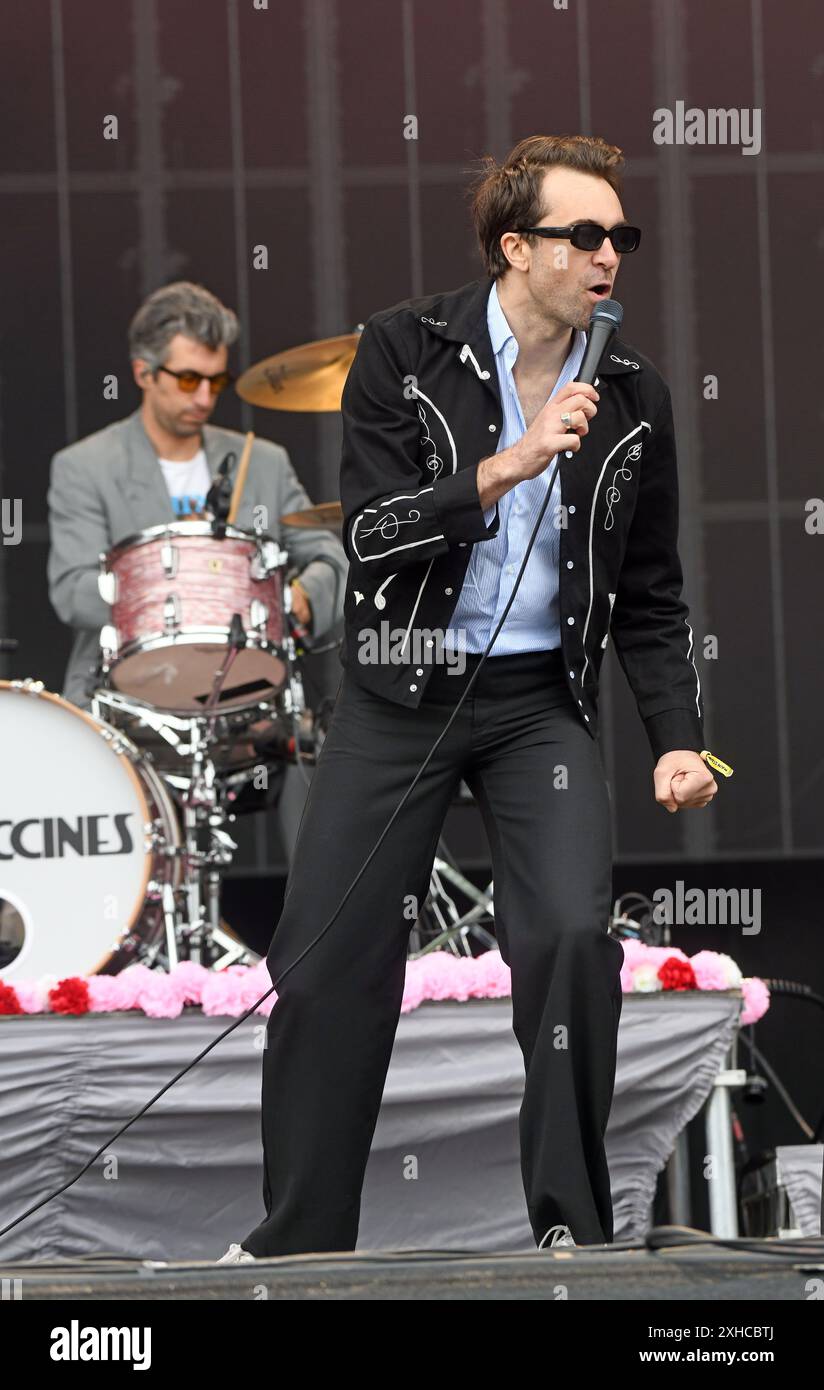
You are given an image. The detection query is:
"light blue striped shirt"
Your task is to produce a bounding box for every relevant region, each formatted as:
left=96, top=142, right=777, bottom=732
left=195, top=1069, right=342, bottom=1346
left=447, top=281, right=586, bottom=655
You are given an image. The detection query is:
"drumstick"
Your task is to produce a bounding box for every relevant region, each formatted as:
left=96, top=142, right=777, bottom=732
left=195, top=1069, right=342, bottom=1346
left=227, top=430, right=255, bottom=524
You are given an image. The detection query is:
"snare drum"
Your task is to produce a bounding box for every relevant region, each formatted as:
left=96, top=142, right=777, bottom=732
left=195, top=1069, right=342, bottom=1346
left=98, top=522, right=289, bottom=713
left=0, top=681, right=181, bottom=980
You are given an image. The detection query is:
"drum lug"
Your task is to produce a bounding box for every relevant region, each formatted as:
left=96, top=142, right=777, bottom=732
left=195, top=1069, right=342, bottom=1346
left=160, top=541, right=179, bottom=578
left=144, top=819, right=168, bottom=852
left=251, top=539, right=284, bottom=579
left=101, top=728, right=129, bottom=757
left=250, top=598, right=269, bottom=631
left=98, top=561, right=117, bottom=605
left=100, top=624, right=119, bottom=663
left=250, top=539, right=277, bottom=579
left=163, top=594, right=182, bottom=633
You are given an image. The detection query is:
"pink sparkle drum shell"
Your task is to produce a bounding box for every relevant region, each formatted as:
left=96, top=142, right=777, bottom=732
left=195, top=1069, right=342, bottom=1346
left=102, top=522, right=287, bottom=713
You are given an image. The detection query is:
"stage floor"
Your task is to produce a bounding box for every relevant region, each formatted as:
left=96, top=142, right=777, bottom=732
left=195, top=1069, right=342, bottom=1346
left=2, top=1235, right=823, bottom=1301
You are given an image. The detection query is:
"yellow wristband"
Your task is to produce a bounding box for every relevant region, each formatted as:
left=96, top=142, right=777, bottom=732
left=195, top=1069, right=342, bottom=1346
left=700, top=749, right=733, bottom=778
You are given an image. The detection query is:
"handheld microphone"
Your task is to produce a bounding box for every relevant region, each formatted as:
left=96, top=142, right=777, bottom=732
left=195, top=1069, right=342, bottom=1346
left=577, top=298, right=623, bottom=386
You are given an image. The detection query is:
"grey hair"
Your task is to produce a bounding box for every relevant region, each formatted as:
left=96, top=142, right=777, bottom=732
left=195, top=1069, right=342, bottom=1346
left=128, top=281, right=239, bottom=371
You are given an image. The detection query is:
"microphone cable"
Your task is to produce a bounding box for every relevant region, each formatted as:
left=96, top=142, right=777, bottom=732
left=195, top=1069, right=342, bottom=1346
left=0, top=315, right=617, bottom=1242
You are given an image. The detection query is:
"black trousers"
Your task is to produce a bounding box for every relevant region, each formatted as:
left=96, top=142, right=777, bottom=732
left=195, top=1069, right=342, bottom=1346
left=241, top=648, right=624, bottom=1255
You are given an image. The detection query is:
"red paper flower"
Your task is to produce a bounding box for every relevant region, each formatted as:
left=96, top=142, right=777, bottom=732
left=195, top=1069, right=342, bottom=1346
left=48, top=976, right=91, bottom=1015
left=0, top=980, right=23, bottom=1015
left=658, top=956, right=697, bottom=992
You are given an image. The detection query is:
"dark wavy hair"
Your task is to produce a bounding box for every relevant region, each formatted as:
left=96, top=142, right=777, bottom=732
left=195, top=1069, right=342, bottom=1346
left=469, top=134, right=625, bottom=278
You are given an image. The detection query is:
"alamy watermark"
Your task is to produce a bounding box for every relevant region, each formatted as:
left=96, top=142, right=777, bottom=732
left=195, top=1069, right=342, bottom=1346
left=358, top=623, right=467, bottom=673
left=653, top=101, right=762, bottom=156
left=1, top=498, right=21, bottom=545
left=652, top=881, right=761, bottom=935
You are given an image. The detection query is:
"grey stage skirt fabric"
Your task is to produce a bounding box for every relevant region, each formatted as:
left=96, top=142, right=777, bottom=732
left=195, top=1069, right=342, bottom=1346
left=0, top=993, right=746, bottom=1261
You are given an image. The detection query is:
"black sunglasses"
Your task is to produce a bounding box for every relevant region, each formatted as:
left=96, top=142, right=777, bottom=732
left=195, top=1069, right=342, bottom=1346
left=157, top=365, right=235, bottom=396
left=516, top=222, right=642, bottom=254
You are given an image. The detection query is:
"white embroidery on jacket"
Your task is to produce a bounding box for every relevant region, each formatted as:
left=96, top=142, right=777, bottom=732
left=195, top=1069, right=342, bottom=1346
left=374, top=574, right=396, bottom=609
left=458, top=343, right=491, bottom=380
left=601, top=592, right=617, bottom=648
left=417, top=401, right=444, bottom=480
left=406, top=388, right=457, bottom=477
left=400, top=558, right=435, bottom=659
left=685, top=619, right=702, bottom=715
left=580, top=422, right=651, bottom=686
left=349, top=387, right=458, bottom=638
left=604, top=441, right=643, bottom=531
left=357, top=509, right=422, bottom=544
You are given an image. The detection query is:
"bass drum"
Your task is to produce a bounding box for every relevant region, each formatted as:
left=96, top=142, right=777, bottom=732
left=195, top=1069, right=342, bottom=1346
left=0, top=681, right=181, bottom=981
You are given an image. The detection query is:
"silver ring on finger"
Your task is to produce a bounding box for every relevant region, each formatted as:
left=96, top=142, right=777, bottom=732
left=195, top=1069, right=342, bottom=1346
left=561, top=412, right=574, bottom=429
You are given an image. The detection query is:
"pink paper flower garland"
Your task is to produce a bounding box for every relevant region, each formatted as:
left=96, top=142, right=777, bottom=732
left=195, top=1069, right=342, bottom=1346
left=0, top=943, right=769, bottom=1025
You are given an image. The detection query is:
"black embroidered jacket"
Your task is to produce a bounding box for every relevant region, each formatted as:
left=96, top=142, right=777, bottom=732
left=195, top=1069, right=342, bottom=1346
left=338, top=275, right=704, bottom=762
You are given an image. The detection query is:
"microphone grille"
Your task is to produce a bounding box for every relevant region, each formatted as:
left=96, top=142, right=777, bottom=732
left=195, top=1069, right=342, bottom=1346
left=593, top=298, right=623, bottom=328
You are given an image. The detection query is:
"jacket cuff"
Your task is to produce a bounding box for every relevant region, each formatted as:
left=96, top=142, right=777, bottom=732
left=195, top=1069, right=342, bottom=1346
left=644, top=707, right=705, bottom=763
left=431, top=464, right=500, bottom=544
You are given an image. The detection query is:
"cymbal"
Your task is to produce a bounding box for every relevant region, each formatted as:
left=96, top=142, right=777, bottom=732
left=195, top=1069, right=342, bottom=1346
left=280, top=501, right=344, bottom=529
left=236, top=332, right=361, bottom=412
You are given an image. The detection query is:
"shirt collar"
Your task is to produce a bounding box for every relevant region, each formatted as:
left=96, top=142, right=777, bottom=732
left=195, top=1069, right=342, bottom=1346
left=486, top=280, right=515, bottom=358
left=486, top=281, right=587, bottom=371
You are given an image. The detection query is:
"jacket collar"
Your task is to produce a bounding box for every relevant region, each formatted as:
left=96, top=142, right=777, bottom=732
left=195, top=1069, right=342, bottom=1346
left=413, top=277, right=497, bottom=376
left=596, top=342, right=644, bottom=376
left=122, top=411, right=174, bottom=524
left=119, top=409, right=237, bottom=532
left=412, top=276, right=643, bottom=379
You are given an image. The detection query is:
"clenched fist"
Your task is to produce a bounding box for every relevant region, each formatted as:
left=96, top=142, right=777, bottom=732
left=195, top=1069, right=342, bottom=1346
left=654, top=750, right=718, bottom=812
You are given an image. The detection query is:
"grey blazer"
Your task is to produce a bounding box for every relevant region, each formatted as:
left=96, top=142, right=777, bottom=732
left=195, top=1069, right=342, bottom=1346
left=47, top=409, right=347, bottom=706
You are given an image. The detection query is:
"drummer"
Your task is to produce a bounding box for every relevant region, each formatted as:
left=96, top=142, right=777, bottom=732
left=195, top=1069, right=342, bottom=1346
left=47, top=280, right=348, bottom=854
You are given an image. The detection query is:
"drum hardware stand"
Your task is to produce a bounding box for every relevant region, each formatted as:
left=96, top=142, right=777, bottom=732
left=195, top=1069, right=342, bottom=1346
left=141, top=784, right=250, bottom=972
left=199, top=613, right=247, bottom=722
left=280, top=632, right=312, bottom=784
left=161, top=881, right=179, bottom=968
left=408, top=843, right=496, bottom=958
left=169, top=713, right=248, bottom=967
left=91, top=688, right=189, bottom=755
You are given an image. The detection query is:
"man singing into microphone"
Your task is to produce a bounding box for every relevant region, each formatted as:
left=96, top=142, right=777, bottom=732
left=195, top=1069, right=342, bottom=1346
left=225, top=134, right=717, bottom=1263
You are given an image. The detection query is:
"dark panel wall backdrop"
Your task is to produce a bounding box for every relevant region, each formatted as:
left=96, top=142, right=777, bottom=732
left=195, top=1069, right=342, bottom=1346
left=1, top=0, right=822, bottom=874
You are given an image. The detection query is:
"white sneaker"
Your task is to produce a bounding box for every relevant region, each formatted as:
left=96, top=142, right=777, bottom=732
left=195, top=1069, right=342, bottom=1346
left=538, top=1224, right=577, bottom=1249
left=217, top=1243, right=256, bottom=1264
